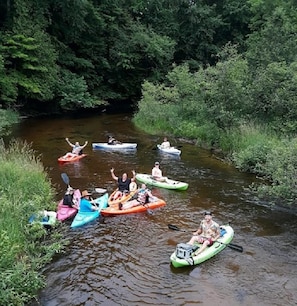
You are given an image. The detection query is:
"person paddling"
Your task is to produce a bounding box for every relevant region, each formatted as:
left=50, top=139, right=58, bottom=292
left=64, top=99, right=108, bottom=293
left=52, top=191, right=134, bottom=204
left=187, top=211, right=221, bottom=255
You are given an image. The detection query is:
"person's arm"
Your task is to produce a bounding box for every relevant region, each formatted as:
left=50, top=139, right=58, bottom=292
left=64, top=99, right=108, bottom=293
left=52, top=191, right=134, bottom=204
left=81, top=141, right=88, bottom=149
left=110, top=168, right=118, bottom=181
left=152, top=167, right=157, bottom=177
left=193, top=224, right=202, bottom=235
left=65, top=138, right=74, bottom=148
left=131, top=170, right=136, bottom=181
left=212, top=226, right=221, bottom=241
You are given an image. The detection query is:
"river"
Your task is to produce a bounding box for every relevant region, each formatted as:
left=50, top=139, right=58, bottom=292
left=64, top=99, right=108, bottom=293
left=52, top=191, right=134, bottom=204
left=7, top=112, right=297, bottom=306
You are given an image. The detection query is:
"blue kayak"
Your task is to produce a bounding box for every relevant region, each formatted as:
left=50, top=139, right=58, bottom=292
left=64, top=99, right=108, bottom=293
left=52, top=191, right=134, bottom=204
left=71, top=193, right=108, bottom=228
left=29, top=211, right=57, bottom=229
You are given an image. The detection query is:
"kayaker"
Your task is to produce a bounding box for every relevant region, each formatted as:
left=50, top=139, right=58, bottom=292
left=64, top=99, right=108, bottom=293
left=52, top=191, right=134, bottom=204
left=152, top=162, right=167, bottom=182
left=119, top=183, right=154, bottom=210
left=108, top=136, right=122, bottom=145
left=63, top=187, right=79, bottom=209
left=79, top=190, right=99, bottom=212
left=160, top=137, right=171, bottom=149
left=187, top=211, right=221, bottom=255
left=65, top=137, right=88, bottom=156
left=110, top=168, right=136, bottom=199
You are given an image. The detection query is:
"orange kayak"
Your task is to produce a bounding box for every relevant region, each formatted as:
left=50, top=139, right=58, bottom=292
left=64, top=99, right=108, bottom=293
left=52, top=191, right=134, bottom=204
left=58, top=153, right=87, bottom=163
left=101, top=197, right=166, bottom=216
left=108, top=189, right=137, bottom=206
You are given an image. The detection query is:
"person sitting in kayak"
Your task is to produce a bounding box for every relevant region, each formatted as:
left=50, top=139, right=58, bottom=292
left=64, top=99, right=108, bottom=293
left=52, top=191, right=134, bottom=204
left=152, top=162, right=167, bottom=182
left=119, top=183, right=154, bottom=210
left=187, top=211, right=221, bottom=255
left=63, top=187, right=79, bottom=209
left=110, top=168, right=136, bottom=200
left=108, top=136, right=122, bottom=145
left=79, top=190, right=99, bottom=212
left=160, top=137, right=171, bottom=149
left=63, top=138, right=88, bottom=159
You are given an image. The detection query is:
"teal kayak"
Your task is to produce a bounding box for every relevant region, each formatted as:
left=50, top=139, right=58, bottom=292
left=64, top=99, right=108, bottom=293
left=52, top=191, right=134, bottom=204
left=170, top=225, right=234, bottom=268
left=135, top=173, right=188, bottom=190
left=71, top=193, right=108, bottom=228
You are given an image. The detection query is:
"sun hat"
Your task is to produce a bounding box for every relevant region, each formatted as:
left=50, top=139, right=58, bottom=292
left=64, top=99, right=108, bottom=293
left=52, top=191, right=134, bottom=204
left=204, top=211, right=212, bottom=216
left=81, top=190, right=92, bottom=197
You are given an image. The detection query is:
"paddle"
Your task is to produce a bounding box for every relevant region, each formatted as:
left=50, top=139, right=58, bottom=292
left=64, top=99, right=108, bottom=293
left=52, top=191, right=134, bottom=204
left=168, top=224, right=243, bottom=253
left=61, top=173, right=70, bottom=186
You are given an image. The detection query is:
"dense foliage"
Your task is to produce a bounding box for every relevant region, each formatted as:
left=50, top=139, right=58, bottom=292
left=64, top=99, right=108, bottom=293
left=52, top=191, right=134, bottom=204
left=0, top=140, right=65, bottom=305
left=0, top=0, right=252, bottom=113
left=134, top=0, right=297, bottom=206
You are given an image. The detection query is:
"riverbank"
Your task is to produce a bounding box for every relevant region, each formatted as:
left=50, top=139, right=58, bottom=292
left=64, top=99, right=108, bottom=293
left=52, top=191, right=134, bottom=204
left=0, top=139, right=65, bottom=305
left=133, top=115, right=297, bottom=211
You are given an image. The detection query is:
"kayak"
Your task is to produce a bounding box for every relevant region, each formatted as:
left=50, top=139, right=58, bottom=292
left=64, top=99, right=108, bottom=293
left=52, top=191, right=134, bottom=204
left=135, top=173, right=189, bottom=191
left=92, top=143, right=137, bottom=150
left=108, top=188, right=138, bottom=206
left=101, top=197, right=166, bottom=216
left=58, top=153, right=87, bottom=163
left=71, top=193, right=108, bottom=228
left=56, top=189, right=81, bottom=221
left=29, top=211, right=57, bottom=228
left=157, top=145, right=181, bottom=155
left=170, top=225, right=234, bottom=268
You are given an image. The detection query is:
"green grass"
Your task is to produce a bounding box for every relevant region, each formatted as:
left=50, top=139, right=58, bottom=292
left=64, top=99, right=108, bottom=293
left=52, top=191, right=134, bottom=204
left=0, top=139, right=65, bottom=305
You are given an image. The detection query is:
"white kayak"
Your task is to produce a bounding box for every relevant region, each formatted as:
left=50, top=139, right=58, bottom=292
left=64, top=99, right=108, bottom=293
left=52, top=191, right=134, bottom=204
left=92, top=143, right=137, bottom=150
left=157, top=144, right=181, bottom=155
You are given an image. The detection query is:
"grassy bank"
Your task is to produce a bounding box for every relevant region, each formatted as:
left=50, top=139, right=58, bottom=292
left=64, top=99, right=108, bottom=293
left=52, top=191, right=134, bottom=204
left=0, top=139, right=65, bottom=305
left=133, top=111, right=297, bottom=209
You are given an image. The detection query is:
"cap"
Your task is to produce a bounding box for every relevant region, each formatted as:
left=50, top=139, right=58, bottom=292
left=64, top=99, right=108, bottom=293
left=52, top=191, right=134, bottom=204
left=204, top=211, right=212, bottom=216
left=155, top=161, right=160, bottom=165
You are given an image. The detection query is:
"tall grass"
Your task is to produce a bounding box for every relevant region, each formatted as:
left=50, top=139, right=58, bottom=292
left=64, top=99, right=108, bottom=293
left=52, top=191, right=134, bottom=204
left=0, top=139, right=64, bottom=305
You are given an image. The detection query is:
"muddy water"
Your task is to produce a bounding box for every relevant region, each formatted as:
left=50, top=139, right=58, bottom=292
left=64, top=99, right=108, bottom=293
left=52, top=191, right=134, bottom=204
left=9, top=112, right=296, bottom=306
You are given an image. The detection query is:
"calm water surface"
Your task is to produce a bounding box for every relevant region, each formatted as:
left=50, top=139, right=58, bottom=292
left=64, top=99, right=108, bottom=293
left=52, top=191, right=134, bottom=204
left=8, top=112, right=297, bottom=306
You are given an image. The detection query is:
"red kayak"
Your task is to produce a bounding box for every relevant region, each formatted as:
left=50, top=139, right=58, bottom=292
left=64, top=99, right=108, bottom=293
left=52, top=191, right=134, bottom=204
left=58, top=153, right=86, bottom=163
left=57, top=189, right=81, bottom=221
left=101, top=197, right=166, bottom=216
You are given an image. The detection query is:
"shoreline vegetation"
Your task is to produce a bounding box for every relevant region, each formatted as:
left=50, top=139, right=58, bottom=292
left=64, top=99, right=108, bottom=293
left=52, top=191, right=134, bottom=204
left=0, top=139, right=66, bottom=305
left=133, top=60, right=297, bottom=212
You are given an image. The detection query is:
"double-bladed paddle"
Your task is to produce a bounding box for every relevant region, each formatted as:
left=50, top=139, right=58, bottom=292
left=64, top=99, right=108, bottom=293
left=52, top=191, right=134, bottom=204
left=61, top=172, right=70, bottom=186
left=168, top=223, right=243, bottom=253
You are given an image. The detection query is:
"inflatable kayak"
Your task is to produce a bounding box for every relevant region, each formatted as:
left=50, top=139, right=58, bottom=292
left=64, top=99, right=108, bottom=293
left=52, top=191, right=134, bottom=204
left=157, top=145, right=181, bottom=155
left=170, top=225, right=234, bottom=268
left=108, top=188, right=137, bottom=206
left=56, top=189, right=81, bottom=221
left=58, top=153, right=87, bottom=163
left=92, top=143, right=137, bottom=150
left=135, top=173, right=189, bottom=191
left=71, top=193, right=108, bottom=228
left=101, top=197, right=166, bottom=216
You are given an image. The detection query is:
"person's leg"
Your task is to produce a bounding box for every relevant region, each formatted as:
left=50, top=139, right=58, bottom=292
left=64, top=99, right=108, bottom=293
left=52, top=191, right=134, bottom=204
left=196, top=240, right=211, bottom=254
left=122, top=200, right=139, bottom=210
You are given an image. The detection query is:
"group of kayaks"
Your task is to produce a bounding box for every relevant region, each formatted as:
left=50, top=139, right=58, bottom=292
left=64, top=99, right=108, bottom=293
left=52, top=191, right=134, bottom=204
left=58, top=141, right=181, bottom=163
left=53, top=140, right=239, bottom=268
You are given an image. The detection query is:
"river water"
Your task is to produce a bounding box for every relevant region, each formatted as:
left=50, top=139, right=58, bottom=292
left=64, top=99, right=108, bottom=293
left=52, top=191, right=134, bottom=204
left=8, top=112, right=296, bottom=306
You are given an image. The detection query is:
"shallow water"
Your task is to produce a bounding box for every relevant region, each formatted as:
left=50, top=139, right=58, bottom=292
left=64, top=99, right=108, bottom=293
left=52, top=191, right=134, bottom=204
left=9, top=112, right=296, bottom=306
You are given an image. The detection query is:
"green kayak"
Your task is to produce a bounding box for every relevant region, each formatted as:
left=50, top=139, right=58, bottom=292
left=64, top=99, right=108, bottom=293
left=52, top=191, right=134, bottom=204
left=170, top=225, right=234, bottom=268
left=135, top=173, right=188, bottom=191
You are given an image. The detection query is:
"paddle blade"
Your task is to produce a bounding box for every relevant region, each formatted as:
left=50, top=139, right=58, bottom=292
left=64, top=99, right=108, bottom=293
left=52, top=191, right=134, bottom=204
left=168, top=224, right=181, bottom=231
left=227, top=244, right=243, bottom=253
left=95, top=188, right=107, bottom=193
left=61, top=173, right=69, bottom=185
